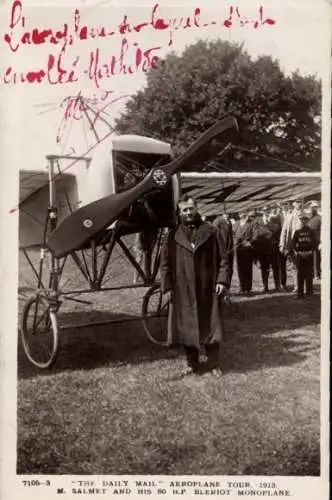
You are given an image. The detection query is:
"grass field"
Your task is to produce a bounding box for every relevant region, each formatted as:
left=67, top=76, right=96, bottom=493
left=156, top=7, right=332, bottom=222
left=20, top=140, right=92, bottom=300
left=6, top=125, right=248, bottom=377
left=17, top=245, right=321, bottom=475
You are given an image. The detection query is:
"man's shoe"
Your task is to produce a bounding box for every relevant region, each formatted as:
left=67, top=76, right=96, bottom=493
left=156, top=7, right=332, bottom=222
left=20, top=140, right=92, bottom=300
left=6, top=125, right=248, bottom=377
left=185, top=365, right=199, bottom=376
left=212, top=367, right=223, bottom=378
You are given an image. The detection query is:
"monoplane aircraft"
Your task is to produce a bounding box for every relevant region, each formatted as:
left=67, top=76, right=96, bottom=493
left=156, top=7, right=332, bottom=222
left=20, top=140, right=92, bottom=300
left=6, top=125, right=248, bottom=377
left=19, top=115, right=239, bottom=368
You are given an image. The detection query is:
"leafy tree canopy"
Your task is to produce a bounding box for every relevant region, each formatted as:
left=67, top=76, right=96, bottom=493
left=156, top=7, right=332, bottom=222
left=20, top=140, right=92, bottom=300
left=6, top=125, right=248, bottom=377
left=115, top=40, right=321, bottom=172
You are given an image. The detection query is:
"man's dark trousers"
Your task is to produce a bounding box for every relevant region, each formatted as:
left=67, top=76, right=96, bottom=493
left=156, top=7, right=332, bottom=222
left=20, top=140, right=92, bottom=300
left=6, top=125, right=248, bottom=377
left=296, top=253, right=314, bottom=297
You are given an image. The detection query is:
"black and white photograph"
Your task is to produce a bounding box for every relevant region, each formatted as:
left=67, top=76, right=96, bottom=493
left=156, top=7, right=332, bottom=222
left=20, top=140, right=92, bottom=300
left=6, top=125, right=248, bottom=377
left=0, top=0, right=330, bottom=498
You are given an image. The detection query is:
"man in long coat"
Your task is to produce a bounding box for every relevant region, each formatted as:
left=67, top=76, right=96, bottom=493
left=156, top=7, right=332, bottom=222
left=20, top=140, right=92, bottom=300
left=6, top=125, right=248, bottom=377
left=160, top=195, right=228, bottom=376
left=279, top=199, right=302, bottom=291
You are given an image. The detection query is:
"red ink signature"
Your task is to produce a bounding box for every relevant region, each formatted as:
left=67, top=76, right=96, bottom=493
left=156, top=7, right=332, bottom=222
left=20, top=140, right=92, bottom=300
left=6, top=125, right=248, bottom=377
left=56, top=90, right=129, bottom=144
left=9, top=90, right=128, bottom=213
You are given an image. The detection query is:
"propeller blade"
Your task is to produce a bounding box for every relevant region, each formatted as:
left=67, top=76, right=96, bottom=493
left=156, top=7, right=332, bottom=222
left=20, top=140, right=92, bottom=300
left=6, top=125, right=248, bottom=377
left=47, top=173, right=156, bottom=258
left=47, top=116, right=238, bottom=258
left=163, top=115, right=238, bottom=176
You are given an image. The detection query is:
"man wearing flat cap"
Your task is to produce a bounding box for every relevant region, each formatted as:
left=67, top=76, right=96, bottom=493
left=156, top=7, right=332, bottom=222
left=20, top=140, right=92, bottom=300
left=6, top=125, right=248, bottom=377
left=290, top=211, right=317, bottom=298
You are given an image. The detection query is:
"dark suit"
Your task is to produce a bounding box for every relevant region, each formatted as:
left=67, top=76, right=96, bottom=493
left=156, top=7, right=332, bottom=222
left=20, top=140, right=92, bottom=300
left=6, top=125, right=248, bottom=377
left=253, top=216, right=281, bottom=291
left=308, top=214, right=321, bottom=279
left=234, top=220, right=254, bottom=293
left=213, top=216, right=234, bottom=288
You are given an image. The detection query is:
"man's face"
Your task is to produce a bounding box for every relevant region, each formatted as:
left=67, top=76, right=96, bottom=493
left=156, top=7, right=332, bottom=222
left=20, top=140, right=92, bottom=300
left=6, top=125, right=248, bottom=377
left=293, top=201, right=301, bottom=212
left=222, top=213, right=229, bottom=222
left=178, top=199, right=198, bottom=223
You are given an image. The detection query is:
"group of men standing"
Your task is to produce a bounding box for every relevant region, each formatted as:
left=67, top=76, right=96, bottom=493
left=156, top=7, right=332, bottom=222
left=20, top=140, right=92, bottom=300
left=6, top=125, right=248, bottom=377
left=160, top=195, right=321, bottom=378
left=228, top=199, right=321, bottom=296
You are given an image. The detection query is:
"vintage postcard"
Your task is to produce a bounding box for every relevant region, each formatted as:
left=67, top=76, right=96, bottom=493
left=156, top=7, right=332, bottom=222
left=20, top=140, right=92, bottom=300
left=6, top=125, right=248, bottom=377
left=0, top=0, right=330, bottom=499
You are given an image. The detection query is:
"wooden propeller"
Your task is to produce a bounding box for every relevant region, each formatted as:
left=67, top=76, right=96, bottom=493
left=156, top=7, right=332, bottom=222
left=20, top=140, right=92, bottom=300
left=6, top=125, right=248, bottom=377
left=47, top=116, right=238, bottom=258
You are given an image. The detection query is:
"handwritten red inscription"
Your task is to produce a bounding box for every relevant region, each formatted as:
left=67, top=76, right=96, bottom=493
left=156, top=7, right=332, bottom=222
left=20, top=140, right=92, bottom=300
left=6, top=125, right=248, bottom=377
left=3, top=38, right=161, bottom=86
left=2, top=1, right=276, bottom=87
left=223, top=6, right=275, bottom=28
left=4, top=2, right=203, bottom=52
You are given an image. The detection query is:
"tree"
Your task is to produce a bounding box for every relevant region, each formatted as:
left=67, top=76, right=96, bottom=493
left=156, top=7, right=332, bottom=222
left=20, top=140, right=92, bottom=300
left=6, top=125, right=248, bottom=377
left=115, top=40, right=321, bottom=172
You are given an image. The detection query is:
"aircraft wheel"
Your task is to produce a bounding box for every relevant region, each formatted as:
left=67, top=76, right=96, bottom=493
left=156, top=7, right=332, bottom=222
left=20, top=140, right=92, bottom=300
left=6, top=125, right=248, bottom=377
left=20, top=295, right=60, bottom=369
left=142, top=284, right=170, bottom=346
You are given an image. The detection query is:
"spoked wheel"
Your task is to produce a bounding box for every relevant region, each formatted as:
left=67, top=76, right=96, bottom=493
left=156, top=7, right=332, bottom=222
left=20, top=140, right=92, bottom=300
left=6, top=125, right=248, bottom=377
left=20, top=295, right=59, bottom=369
left=142, top=284, right=170, bottom=346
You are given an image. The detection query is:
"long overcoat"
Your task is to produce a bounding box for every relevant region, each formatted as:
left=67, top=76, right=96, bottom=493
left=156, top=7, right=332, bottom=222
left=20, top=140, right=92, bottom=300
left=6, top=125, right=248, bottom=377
left=160, top=222, right=228, bottom=348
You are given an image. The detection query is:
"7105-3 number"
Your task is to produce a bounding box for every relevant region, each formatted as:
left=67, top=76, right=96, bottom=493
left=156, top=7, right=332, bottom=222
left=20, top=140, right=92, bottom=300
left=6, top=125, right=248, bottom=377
left=22, top=480, right=51, bottom=486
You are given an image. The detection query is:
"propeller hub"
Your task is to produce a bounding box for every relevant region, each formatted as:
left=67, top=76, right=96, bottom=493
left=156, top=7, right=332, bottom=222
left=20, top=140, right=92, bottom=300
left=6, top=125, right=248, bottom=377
left=152, top=168, right=168, bottom=187
left=83, top=218, right=94, bottom=228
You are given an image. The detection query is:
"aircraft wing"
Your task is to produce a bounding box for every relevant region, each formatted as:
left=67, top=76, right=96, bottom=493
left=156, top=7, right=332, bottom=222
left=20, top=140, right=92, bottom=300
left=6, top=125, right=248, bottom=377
left=181, top=174, right=321, bottom=218
left=19, top=170, right=78, bottom=249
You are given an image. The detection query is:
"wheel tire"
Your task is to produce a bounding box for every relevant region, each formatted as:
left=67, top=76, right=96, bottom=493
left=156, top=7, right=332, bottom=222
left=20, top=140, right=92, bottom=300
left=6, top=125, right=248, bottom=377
left=20, top=295, right=59, bottom=369
left=142, top=284, right=170, bottom=346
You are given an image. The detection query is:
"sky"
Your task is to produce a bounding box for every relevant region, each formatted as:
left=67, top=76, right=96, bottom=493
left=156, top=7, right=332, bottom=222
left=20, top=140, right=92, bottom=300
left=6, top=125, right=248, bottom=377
left=0, top=0, right=330, bottom=202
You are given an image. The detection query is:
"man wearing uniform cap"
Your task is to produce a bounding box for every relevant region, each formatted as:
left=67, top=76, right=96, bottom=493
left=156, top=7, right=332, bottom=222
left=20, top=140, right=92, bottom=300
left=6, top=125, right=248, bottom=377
left=307, top=201, right=321, bottom=280
left=290, top=211, right=317, bottom=298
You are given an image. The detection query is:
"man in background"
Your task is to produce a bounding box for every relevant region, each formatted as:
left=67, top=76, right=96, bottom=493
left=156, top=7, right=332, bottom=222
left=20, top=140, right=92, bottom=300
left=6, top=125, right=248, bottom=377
left=234, top=210, right=255, bottom=295
left=307, top=200, right=321, bottom=280
left=253, top=206, right=281, bottom=293
left=290, top=211, right=317, bottom=298
left=161, top=195, right=229, bottom=377
left=277, top=201, right=291, bottom=289
left=279, top=199, right=302, bottom=292
left=213, top=210, right=234, bottom=288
